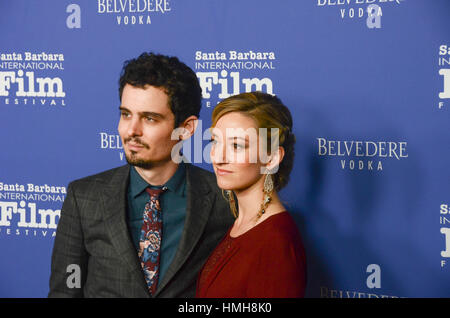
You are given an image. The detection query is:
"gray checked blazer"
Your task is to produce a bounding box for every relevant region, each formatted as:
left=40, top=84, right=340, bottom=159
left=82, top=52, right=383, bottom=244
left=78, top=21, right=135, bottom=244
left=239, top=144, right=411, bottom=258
left=48, top=163, right=234, bottom=298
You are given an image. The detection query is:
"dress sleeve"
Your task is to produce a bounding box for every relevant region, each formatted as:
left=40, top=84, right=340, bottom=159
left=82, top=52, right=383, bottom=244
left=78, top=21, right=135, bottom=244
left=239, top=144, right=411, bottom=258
left=245, top=230, right=306, bottom=298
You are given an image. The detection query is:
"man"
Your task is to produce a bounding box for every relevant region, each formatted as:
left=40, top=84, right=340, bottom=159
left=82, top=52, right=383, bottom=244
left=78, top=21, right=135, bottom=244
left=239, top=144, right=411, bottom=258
left=48, top=53, right=234, bottom=297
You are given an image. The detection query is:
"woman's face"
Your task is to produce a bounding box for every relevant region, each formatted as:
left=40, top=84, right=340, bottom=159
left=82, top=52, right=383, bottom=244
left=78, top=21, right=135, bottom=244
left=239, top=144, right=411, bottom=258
left=210, top=112, right=266, bottom=192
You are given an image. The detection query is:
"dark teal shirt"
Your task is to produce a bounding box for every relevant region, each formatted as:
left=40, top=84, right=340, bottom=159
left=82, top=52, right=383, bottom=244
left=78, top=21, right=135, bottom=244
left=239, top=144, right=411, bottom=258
left=127, top=162, right=187, bottom=285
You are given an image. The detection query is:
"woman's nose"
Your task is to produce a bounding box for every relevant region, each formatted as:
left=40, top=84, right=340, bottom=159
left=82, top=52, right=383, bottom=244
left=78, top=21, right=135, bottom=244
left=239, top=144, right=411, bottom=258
left=211, top=142, right=228, bottom=164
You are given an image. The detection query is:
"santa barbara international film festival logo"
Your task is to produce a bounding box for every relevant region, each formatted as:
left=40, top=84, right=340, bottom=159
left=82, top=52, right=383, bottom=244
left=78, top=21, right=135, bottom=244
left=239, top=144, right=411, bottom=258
left=438, top=44, right=450, bottom=109
left=194, top=50, right=276, bottom=107
left=316, top=0, right=404, bottom=29
left=96, top=0, right=172, bottom=26
left=440, top=203, right=450, bottom=269
left=0, top=52, right=66, bottom=107
left=316, top=137, right=408, bottom=171
left=0, top=181, right=66, bottom=239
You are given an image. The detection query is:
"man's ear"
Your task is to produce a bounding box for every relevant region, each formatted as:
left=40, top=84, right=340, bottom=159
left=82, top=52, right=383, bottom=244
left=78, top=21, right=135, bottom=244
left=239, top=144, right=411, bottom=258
left=179, top=116, right=199, bottom=140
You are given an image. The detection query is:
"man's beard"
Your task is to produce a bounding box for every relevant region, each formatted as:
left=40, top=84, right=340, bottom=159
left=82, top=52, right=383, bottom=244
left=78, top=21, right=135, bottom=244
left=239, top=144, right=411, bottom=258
left=124, top=151, right=154, bottom=169
left=123, top=137, right=153, bottom=169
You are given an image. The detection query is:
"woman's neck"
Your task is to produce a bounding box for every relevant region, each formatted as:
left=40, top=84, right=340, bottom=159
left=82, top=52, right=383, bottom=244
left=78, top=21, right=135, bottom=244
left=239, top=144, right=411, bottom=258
left=231, top=177, right=285, bottom=237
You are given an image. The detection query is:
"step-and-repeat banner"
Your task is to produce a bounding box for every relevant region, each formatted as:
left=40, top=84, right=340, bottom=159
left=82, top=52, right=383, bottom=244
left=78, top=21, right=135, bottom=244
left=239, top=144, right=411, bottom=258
left=1, top=0, right=449, bottom=297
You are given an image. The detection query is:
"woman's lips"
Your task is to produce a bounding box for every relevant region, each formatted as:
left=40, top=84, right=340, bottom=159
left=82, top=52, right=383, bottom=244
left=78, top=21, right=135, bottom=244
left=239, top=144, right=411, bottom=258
left=216, top=168, right=233, bottom=176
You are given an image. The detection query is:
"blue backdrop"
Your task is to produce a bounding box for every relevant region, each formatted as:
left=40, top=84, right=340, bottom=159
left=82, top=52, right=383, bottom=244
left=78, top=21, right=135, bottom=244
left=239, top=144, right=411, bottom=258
left=1, top=0, right=449, bottom=298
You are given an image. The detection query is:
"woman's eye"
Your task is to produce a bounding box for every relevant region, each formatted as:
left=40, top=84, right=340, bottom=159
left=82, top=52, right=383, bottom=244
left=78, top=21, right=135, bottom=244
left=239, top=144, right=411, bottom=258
left=233, top=143, right=244, bottom=150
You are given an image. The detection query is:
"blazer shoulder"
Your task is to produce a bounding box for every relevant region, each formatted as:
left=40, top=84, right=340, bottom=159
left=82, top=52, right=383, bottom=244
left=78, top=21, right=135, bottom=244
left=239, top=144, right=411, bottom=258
left=185, top=163, right=218, bottom=189
left=68, top=164, right=129, bottom=189
left=185, top=163, right=226, bottom=199
left=186, top=163, right=214, bottom=178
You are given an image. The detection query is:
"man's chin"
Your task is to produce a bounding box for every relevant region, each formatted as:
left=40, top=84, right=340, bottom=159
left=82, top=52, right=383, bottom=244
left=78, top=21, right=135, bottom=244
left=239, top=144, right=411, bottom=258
left=125, top=154, right=153, bottom=169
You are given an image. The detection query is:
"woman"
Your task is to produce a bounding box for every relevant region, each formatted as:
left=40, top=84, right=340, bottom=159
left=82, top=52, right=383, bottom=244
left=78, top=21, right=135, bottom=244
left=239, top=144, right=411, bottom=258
left=196, top=91, right=306, bottom=298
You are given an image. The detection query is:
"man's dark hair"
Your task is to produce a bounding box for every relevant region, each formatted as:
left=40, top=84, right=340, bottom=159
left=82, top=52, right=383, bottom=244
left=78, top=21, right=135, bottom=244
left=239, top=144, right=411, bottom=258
left=119, top=52, right=202, bottom=127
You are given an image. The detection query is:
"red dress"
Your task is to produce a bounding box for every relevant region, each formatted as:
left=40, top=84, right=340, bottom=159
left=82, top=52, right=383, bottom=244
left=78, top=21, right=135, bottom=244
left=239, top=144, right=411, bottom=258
left=196, top=212, right=306, bottom=298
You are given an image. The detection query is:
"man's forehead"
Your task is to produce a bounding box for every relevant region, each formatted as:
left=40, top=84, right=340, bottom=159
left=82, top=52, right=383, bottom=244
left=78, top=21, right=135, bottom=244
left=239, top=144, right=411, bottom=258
left=120, top=85, right=173, bottom=115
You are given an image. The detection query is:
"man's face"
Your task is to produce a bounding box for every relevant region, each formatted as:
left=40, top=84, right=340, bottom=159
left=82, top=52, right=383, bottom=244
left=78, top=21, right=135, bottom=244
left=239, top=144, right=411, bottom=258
left=118, top=84, right=178, bottom=169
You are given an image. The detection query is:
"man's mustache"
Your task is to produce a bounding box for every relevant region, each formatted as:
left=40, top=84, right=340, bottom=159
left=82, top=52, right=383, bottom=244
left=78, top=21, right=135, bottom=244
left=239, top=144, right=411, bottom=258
left=124, top=137, right=150, bottom=149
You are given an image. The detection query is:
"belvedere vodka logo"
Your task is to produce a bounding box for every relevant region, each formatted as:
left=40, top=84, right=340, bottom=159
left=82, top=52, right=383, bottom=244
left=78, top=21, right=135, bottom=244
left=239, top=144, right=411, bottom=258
left=194, top=50, right=276, bottom=107
left=99, top=131, right=125, bottom=162
left=316, top=137, right=408, bottom=171
left=316, top=0, right=404, bottom=29
left=97, top=0, right=172, bottom=26
left=0, top=181, right=66, bottom=238
left=0, top=52, right=66, bottom=107
left=320, top=264, right=402, bottom=298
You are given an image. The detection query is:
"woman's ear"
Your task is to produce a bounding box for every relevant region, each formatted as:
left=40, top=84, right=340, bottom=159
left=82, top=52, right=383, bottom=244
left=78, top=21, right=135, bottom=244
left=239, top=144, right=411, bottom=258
left=265, top=146, right=285, bottom=174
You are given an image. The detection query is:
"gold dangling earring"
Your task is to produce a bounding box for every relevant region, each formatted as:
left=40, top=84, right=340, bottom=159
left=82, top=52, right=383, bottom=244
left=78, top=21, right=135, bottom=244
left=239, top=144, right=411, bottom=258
left=257, top=173, right=274, bottom=220
left=222, top=189, right=238, bottom=218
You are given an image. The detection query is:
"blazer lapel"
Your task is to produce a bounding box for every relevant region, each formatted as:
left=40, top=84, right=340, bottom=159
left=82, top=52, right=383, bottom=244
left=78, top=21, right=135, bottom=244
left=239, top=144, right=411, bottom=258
left=154, top=164, right=213, bottom=296
left=100, top=165, right=149, bottom=296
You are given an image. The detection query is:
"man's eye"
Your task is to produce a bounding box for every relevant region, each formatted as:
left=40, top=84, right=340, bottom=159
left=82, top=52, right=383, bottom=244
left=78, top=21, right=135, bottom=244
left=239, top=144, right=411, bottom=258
left=145, top=116, right=155, bottom=122
left=233, top=143, right=244, bottom=149
left=120, top=112, right=130, bottom=118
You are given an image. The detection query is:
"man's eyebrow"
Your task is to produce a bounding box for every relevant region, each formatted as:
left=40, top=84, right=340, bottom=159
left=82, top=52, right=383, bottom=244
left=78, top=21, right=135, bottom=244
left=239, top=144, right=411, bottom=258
left=119, top=106, right=165, bottom=119
left=140, top=111, right=165, bottom=119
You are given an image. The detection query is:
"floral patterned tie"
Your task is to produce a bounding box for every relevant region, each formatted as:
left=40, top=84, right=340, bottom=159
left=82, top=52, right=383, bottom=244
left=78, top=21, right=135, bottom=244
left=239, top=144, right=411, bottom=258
left=138, top=186, right=166, bottom=295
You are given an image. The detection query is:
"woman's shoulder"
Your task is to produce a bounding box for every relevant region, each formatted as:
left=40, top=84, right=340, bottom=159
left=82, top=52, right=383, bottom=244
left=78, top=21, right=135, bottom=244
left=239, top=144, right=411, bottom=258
left=262, top=211, right=298, bottom=229
left=254, top=211, right=303, bottom=244
left=251, top=212, right=306, bottom=263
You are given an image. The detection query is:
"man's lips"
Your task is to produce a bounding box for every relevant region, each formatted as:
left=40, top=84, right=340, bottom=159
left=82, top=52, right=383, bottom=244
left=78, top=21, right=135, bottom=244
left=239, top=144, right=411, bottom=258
left=125, top=140, right=148, bottom=151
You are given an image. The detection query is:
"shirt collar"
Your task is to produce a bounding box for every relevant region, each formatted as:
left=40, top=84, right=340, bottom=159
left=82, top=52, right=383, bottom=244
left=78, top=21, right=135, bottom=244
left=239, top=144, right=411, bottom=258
left=129, top=162, right=186, bottom=198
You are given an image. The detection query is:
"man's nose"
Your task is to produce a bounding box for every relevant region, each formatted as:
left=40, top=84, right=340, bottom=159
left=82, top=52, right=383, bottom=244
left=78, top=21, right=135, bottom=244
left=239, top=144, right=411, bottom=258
left=127, top=118, right=142, bottom=137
